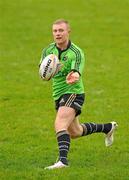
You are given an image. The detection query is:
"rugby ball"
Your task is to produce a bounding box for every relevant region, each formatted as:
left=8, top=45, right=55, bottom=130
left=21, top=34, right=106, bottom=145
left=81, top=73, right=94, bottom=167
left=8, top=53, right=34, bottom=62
left=39, top=54, right=59, bottom=81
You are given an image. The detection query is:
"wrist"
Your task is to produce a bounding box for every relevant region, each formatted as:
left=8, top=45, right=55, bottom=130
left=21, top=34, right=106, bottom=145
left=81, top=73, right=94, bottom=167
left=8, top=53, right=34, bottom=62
left=70, top=69, right=81, bottom=76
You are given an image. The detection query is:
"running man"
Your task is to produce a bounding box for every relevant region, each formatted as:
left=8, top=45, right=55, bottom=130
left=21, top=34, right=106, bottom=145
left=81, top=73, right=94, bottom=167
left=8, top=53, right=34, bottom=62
left=39, top=19, right=118, bottom=169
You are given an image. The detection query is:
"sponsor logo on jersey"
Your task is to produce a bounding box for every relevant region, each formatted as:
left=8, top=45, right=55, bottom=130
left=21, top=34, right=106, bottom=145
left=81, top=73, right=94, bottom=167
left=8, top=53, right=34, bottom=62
left=59, top=98, right=65, bottom=104
left=63, top=56, right=68, bottom=61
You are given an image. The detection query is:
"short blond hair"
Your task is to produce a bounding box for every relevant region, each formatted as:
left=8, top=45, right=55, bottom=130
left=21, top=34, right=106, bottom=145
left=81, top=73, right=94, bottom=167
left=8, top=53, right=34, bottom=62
left=53, top=19, right=70, bottom=30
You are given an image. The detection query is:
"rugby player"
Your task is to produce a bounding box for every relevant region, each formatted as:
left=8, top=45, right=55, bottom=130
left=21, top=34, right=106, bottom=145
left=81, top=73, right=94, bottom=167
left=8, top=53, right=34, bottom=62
left=39, top=19, right=118, bottom=169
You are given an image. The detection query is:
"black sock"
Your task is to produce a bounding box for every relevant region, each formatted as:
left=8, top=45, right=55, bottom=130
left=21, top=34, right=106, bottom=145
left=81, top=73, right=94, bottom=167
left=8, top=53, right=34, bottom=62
left=56, top=130, right=70, bottom=165
left=81, top=123, right=112, bottom=136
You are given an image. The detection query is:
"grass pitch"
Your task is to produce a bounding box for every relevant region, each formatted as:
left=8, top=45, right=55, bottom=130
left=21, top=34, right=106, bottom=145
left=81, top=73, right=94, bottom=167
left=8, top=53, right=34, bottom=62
left=0, top=0, right=129, bottom=179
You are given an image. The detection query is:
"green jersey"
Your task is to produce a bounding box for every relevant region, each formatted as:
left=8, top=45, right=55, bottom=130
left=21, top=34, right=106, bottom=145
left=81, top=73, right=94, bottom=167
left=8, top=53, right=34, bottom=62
left=40, top=41, right=85, bottom=100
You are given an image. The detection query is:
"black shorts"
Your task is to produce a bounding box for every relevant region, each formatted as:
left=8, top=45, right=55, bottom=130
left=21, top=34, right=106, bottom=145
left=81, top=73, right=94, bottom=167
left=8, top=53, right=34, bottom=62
left=55, top=93, right=85, bottom=116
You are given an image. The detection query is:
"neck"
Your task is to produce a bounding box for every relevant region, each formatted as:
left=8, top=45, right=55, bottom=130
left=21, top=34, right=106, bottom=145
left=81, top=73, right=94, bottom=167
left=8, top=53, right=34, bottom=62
left=56, top=40, right=69, bottom=51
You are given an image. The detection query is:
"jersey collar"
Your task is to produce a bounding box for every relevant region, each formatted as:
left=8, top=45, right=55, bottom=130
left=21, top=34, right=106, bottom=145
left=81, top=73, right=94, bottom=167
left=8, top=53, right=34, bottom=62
left=55, top=40, right=71, bottom=53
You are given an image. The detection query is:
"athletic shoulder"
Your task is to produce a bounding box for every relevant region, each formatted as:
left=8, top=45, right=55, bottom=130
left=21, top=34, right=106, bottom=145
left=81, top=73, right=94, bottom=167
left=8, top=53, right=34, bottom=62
left=42, top=43, right=55, bottom=54
left=70, top=42, right=85, bottom=61
left=70, top=42, right=84, bottom=54
left=39, top=43, right=56, bottom=65
left=41, top=43, right=56, bottom=59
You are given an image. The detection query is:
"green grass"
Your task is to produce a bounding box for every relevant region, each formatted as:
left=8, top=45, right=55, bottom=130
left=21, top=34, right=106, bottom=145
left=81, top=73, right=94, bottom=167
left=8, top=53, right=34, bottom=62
left=0, top=0, right=129, bottom=179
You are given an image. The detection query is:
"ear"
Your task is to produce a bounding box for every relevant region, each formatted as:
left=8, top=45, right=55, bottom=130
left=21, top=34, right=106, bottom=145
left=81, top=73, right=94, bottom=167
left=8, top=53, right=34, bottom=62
left=68, top=29, right=71, bottom=33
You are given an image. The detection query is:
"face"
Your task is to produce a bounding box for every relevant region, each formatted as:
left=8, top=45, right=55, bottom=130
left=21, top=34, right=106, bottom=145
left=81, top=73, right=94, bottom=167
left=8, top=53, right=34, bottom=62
left=52, top=23, right=70, bottom=47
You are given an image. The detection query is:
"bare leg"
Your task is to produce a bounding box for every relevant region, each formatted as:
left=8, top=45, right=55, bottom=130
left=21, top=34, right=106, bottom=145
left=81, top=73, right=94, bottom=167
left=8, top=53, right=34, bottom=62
left=54, top=106, right=76, bottom=165
left=68, top=117, right=84, bottom=138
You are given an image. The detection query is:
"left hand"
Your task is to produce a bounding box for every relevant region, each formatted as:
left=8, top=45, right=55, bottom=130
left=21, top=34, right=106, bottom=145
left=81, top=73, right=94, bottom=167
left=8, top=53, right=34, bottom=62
left=66, top=71, right=80, bottom=84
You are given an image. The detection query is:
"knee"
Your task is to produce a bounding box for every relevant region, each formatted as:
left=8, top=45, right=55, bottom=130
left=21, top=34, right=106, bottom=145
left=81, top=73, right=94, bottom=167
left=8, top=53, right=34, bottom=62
left=69, top=131, right=80, bottom=139
left=68, top=124, right=83, bottom=139
left=70, top=134, right=78, bottom=139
